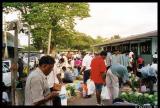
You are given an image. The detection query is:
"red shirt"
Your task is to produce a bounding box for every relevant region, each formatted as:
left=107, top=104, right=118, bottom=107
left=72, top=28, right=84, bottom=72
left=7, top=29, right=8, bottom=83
left=137, top=57, right=144, bottom=64
left=90, top=56, right=106, bottom=84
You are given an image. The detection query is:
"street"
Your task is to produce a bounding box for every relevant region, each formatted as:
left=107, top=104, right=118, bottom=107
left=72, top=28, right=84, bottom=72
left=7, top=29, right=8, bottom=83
left=68, top=93, right=112, bottom=106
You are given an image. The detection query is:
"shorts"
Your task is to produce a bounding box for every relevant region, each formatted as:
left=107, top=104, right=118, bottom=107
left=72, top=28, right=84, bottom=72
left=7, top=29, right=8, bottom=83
left=83, top=69, right=90, bottom=84
left=95, top=83, right=103, bottom=92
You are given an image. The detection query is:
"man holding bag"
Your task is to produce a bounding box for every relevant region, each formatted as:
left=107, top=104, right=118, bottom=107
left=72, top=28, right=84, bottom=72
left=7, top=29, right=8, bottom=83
left=90, top=51, right=107, bottom=106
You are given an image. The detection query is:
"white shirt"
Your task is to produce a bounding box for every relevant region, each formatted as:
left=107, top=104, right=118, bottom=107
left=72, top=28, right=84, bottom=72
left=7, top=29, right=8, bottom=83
left=151, top=63, right=157, bottom=72
left=71, top=59, right=75, bottom=69
left=129, top=52, right=134, bottom=58
left=25, top=68, right=52, bottom=105
left=153, top=54, right=157, bottom=58
left=62, top=56, right=68, bottom=67
left=47, top=64, right=60, bottom=88
left=106, top=52, right=112, bottom=66
left=82, top=54, right=93, bottom=71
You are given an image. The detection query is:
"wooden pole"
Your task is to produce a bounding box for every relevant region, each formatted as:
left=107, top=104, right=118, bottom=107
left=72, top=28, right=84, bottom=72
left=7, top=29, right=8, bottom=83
left=11, top=21, right=18, bottom=105
left=28, top=25, right=30, bottom=74
left=47, top=29, right=52, bottom=55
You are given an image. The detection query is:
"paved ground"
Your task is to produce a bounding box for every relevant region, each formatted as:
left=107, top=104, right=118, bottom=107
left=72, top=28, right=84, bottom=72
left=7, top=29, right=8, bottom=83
left=68, top=93, right=112, bottom=106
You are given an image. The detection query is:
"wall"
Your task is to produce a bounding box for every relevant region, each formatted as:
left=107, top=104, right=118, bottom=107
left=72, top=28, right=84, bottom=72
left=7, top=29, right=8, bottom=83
left=152, top=37, right=157, bottom=55
left=141, top=54, right=152, bottom=65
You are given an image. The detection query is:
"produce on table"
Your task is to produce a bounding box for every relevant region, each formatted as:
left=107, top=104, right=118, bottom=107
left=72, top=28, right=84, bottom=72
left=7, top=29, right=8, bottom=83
left=119, top=91, right=157, bottom=105
left=129, top=73, right=139, bottom=88
left=66, top=85, right=76, bottom=97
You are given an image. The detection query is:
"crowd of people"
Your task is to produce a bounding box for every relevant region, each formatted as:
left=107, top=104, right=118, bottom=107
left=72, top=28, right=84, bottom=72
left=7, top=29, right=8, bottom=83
left=24, top=49, right=158, bottom=105
left=2, top=49, right=157, bottom=106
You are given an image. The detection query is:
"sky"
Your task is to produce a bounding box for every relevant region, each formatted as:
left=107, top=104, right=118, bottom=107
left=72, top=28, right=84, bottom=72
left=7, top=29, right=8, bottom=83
left=3, top=3, right=157, bottom=46
left=74, top=3, right=157, bottom=39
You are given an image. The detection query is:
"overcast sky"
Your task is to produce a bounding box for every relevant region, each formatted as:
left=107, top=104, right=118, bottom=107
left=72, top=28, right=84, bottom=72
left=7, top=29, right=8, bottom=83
left=3, top=3, right=157, bottom=46
left=74, top=3, right=157, bottom=39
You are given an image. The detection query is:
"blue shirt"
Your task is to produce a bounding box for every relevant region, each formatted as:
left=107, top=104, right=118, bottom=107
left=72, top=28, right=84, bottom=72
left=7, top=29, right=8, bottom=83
left=110, top=64, right=129, bottom=83
left=64, top=71, right=73, bottom=81
left=139, top=65, right=157, bottom=78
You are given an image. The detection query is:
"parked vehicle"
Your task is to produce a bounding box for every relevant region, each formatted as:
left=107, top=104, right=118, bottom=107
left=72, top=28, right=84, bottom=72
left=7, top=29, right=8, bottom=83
left=3, top=59, right=12, bottom=69
left=3, top=63, right=11, bottom=87
left=23, top=55, right=39, bottom=70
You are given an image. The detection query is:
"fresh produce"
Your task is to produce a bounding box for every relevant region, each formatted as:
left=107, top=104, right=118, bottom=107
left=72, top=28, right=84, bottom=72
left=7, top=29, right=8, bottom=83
left=66, top=85, right=76, bottom=96
left=76, top=75, right=83, bottom=80
left=119, top=91, right=157, bottom=105
left=130, top=73, right=139, bottom=88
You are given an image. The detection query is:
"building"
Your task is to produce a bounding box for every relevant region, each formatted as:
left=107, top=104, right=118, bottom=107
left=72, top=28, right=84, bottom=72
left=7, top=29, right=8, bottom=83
left=93, top=30, right=157, bottom=65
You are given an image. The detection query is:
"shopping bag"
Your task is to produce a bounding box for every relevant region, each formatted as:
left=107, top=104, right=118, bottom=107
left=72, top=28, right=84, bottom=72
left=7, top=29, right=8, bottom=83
left=59, top=85, right=67, bottom=105
left=101, top=85, right=110, bottom=100
left=86, top=79, right=95, bottom=95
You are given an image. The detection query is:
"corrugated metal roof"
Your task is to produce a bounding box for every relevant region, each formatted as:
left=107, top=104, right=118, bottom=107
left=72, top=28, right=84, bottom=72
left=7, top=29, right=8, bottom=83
left=93, top=30, right=157, bottom=47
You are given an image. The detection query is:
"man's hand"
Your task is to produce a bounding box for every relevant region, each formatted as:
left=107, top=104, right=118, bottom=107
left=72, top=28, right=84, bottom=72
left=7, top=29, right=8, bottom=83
left=34, top=91, right=59, bottom=106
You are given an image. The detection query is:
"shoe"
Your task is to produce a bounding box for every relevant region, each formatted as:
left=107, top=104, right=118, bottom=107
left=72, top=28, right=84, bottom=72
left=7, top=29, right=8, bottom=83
left=84, top=95, right=92, bottom=98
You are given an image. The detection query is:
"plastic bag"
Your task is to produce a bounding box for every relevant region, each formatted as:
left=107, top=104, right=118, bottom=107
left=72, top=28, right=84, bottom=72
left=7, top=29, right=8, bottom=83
left=101, top=85, right=110, bottom=100
left=86, top=79, right=95, bottom=95
left=59, top=85, right=67, bottom=105
left=141, top=85, right=146, bottom=92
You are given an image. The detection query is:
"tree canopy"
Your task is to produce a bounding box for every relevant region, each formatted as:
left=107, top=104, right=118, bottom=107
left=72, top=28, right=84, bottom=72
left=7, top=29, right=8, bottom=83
left=3, top=3, right=93, bottom=52
left=3, top=3, right=121, bottom=52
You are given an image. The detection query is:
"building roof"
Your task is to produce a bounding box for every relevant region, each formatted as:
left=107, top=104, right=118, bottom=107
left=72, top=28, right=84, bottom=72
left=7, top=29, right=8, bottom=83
left=93, top=30, right=157, bottom=47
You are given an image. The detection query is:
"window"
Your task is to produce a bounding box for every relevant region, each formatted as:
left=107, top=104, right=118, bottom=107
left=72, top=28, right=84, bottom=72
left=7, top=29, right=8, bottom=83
left=140, top=40, right=151, bottom=54
left=122, top=44, right=129, bottom=52
left=131, top=44, right=138, bottom=53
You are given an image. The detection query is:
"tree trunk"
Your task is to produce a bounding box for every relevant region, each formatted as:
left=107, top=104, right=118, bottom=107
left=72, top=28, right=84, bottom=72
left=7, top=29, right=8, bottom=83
left=50, top=47, right=56, bottom=58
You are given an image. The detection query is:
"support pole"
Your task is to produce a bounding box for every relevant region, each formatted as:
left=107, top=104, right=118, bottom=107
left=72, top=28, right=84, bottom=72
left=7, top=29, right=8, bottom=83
left=47, top=29, right=52, bottom=55
left=28, top=25, right=30, bottom=74
left=11, top=21, right=18, bottom=105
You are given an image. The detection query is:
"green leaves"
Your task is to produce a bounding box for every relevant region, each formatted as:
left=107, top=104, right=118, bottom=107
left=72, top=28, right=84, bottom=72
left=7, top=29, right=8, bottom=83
left=24, top=3, right=90, bottom=51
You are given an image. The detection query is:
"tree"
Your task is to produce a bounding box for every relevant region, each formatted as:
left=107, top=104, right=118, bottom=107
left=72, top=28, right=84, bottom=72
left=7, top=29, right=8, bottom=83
left=3, top=3, right=90, bottom=52
left=94, top=36, right=105, bottom=44
left=71, top=32, right=95, bottom=50
left=24, top=3, right=90, bottom=53
left=111, top=34, right=121, bottom=40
